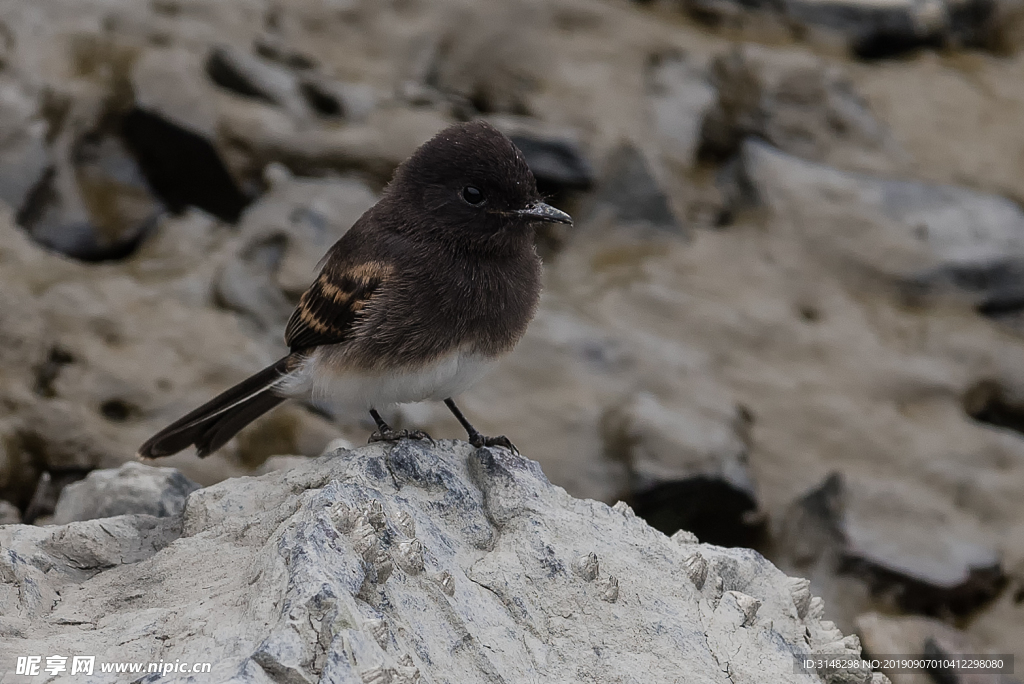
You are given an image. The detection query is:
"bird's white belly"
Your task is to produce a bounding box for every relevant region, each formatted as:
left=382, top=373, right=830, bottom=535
left=281, top=349, right=495, bottom=413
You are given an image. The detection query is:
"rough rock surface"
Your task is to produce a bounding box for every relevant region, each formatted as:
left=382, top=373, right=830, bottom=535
left=2, top=442, right=878, bottom=684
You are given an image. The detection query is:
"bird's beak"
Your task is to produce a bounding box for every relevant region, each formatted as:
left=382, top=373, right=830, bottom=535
left=515, top=201, right=573, bottom=225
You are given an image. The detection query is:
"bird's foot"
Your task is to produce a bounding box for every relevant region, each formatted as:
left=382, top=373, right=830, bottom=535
left=469, top=432, right=518, bottom=454
left=368, top=428, right=433, bottom=445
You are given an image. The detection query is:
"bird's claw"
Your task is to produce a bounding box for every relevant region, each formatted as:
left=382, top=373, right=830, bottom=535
left=369, top=429, right=434, bottom=445
left=469, top=433, right=518, bottom=454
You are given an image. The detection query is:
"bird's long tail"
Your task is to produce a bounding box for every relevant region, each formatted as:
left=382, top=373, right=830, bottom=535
left=138, top=356, right=294, bottom=459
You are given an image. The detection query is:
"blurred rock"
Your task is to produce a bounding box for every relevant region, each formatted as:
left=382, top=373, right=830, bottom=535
left=0, top=208, right=326, bottom=490
left=702, top=46, right=897, bottom=172
left=683, top=0, right=999, bottom=58
left=0, top=77, right=49, bottom=216
left=52, top=462, right=200, bottom=524
left=216, top=169, right=376, bottom=332
left=72, top=132, right=163, bottom=256
left=232, top=403, right=346, bottom=468
left=603, top=391, right=763, bottom=547
left=7, top=79, right=163, bottom=261
left=856, top=612, right=1021, bottom=684
left=206, top=44, right=309, bottom=119
left=297, top=75, right=377, bottom=122
left=215, top=233, right=294, bottom=333
left=588, top=144, right=683, bottom=234
left=217, top=100, right=451, bottom=184
left=131, top=46, right=220, bottom=141
left=509, top=131, right=595, bottom=194
left=22, top=141, right=155, bottom=263
left=0, top=500, right=21, bottom=525
left=964, top=378, right=1024, bottom=435
left=781, top=473, right=1006, bottom=616
left=645, top=49, right=718, bottom=172
left=21, top=471, right=92, bottom=525
left=486, top=116, right=594, bottom=252
left=741, top=139, right=1024, bottom=312
left=1, top=441, right=873, bottom=684
left=985, top=0, right=1024, bottom=54
left=253, top=33, right=319, bottom=70
left=427, top=4, right=549, bottom=115
left=127, top=47, right=250, bottom=222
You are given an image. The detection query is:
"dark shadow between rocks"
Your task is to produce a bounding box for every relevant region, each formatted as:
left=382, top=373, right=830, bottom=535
left=839, top=553, right=1006, bottom=617
left=14, top=111, right=169, bottom=262
left=963, top=379, right=1024, bottom=437
left=630, top=477, right=766, bottom=549
left=509, top=133, right=595, bottom=197
left=21, top=468, right=92, bottom=524
left=121, top=108, right=250, bottom=223
left=32, top=346, right=75, bottom=398
left=206, top=47, right=277, bottom=103
left=99, top=398, right=142, bottom=423
left=300, top=81, right=344, bottom=117
left=852, top=31, right=944, bottom=60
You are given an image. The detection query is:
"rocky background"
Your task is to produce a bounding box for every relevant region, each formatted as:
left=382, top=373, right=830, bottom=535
left=1, top=0, right=1023, bottom=679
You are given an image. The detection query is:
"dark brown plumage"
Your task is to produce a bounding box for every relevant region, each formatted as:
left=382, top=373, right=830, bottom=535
left=138, top=121, right=572, bottom=459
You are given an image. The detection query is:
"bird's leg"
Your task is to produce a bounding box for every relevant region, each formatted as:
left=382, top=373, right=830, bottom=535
left=367, top=408, right=432, bottom=444
left=443, top=398, right=517, bottom=453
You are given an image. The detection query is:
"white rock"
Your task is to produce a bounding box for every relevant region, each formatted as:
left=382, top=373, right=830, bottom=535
left=52, top=461, right=199, bottom=524
left=1, top=441, right=867, bottom=683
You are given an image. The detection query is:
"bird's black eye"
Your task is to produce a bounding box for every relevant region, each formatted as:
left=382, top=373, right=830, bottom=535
left=461, top=185, right=485, bottom=205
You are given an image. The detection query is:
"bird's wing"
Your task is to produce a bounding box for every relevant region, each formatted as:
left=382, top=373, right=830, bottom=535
left=285, top=257, right=393, bottom=352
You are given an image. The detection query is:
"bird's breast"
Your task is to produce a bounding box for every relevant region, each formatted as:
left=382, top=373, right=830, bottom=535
left=281, top=346, right=495, bottom=411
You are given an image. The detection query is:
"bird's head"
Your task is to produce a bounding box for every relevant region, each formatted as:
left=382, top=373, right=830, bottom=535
left=384, top=121, right=572, bottom=253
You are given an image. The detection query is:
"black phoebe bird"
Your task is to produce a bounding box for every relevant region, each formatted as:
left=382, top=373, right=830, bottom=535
left=138, top=121, right=572, bottom=459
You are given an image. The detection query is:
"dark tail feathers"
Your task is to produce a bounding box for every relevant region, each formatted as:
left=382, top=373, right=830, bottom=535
left=138, top=356, right=292, bottom=459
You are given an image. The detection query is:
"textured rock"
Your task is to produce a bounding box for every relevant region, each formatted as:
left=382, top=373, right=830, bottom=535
left=1, top=441, right=871, bottom=683
left=52, top=462, right=200, bottom=524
